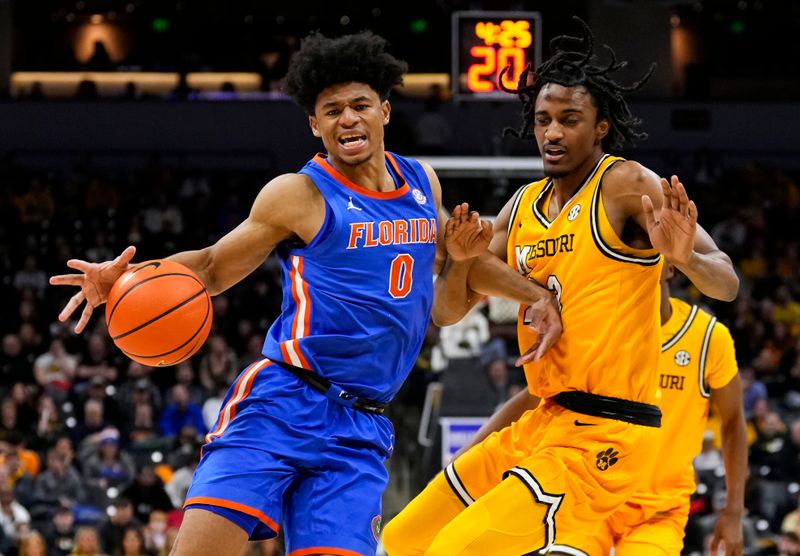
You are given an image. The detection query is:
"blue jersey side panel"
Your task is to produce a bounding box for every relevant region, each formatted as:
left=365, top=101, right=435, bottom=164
left=262, top=152, right=437, bottom=402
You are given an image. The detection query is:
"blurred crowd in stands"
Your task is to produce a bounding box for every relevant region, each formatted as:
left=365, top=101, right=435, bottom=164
left=0, top=150, right=799, bottom=555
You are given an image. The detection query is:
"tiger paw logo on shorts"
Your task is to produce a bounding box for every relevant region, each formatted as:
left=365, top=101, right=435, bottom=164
left=595, top=447, right=619, bottom=471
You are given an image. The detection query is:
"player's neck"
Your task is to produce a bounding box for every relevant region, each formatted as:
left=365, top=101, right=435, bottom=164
left=550, top=151, right=605, bottom=207
left=327, top=149, right=395, bottom=192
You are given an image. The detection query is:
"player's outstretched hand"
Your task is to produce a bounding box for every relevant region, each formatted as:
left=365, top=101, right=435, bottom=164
left=445, top=203, right=493, bottom=263
left=517, top=291, right=562, bottom=366
left=710, top=508, right=744, bottom=556
left=642, top=175, right=697, bottom=266
left=49, top=246, right=137, bottom=334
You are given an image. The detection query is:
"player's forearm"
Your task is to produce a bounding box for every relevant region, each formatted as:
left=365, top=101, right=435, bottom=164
left=674, top=251, right=739, bottom=301
left=166, top=249, right=219, bottom=294
left=467, top=253, right=550, bottom=306
left=719, top=409, right=748, bottom=514
left=456, top=388, right=539, bottom=458
left=433, top=257, right=481, bottom=326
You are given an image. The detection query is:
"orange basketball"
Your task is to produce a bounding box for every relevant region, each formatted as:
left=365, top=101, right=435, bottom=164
left=105, top=260, right=213, bottom=367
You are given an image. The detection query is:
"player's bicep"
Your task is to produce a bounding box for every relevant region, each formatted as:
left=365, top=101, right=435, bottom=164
left=205, top=175, right=306, bottom=291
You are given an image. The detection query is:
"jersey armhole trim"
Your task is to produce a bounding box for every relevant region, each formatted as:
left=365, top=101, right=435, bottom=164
left=699, top=317, right=717, bottom=398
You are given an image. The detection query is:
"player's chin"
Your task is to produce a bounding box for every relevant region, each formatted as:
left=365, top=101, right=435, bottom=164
left=544, top=162, right=571, bottom=178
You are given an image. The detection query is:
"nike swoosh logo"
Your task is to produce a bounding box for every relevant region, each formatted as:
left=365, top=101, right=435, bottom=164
left=574, top=420, right=596, bottom=427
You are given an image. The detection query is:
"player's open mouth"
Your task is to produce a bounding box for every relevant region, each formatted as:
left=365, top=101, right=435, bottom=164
left=339, top=134, right=367, bottom=150
left=543, top=145, right=566, bottom=162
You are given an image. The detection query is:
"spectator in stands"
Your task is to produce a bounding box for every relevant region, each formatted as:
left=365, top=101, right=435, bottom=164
left=0, top=482, right=31, bottom=548
left=118, top=525, right=148, bottom=556
left=82, top=375, right=122, bottom=425
left=101, top=498, right=139, bottom=556
left=741, top=366, right=769, bottom=419
left=117, top=363, right=161, bottom=419
left=34, top=393, right=62, bottom=449
left=142, top=510, right=168, bottom=555
left=18, top=529, right=47, bottom=556
left=168, top=362, right=204, bottom=407
left=70, top=525, right=104, bottom=556
left=779, top=531, right=800, bottom=556
left=201, top=384, right=226, bottom=432
left=165, top=451, right=199, bottom=509
left=782, top=493, right=800, bottom=537
left=71, top=399, right=107, bottom=449
left=81, top=428, right=136, bottom=505
left=125, top=401, right=160, bottom=449
left=34, top=338, right=77, bottom=402
left=121, top=466, right=172, bottom=524
left=76, top=334, right=118, bottom=388
left=0, top=334, right=30, bottom=387
left=694, top=430, right=725, bottom=475
left=32, top=448, right=85, bottom=514
left=158, top=385, right=205, bottom=438
left=197, top=335, right=237, bottom=395
left=43, top=505, right=76, bottom=556
left=9, top=383, right=38, bottom=433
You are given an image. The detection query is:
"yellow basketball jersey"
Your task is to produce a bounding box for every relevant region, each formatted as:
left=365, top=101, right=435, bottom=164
left=507, top=154, right=663, bottom=403
left=629, top=297, right=738, bottom=511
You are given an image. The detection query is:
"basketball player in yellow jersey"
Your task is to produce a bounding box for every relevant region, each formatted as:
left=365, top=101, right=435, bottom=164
left=568, top=262, right=749, bottom=556
left=382, top=18, right=739, bottom=555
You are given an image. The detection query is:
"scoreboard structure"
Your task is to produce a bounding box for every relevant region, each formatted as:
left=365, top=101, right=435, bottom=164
left=451, top=11, right=542, bottom=101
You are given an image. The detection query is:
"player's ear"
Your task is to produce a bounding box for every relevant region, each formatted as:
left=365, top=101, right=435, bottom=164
left=595, top=118, right=609, bottom=145
left=382, top=100, right=391, bottom=125
left=309, top=115, right=321, bottom=137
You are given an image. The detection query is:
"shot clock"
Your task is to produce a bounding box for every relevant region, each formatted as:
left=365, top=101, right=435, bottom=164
left=452, top=11, right=542, bottom=100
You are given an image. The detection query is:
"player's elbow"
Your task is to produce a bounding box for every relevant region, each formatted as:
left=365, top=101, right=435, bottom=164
left=431, top=307, right=460, bottom=327
left=718, top=273, right=740, bottom=302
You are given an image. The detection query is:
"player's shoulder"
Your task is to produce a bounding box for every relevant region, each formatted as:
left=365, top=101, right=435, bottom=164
left=602, top=159, right=660, bottom=194
left=251, top=173, right=324, bottom=219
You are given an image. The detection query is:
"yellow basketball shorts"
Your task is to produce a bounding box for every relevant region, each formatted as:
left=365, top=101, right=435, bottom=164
left=384, top=399, right=661, bottom=555
left=569, top=502, right=690, bottom=556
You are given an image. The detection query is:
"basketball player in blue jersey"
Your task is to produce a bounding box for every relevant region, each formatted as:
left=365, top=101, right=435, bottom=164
left=50, top=31, right=562, bottom=556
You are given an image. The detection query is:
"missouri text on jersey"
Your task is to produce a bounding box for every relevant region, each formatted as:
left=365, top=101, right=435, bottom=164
left=515, top=233, right=575, bottom=273
left=347, top=218, right=438, bottom=249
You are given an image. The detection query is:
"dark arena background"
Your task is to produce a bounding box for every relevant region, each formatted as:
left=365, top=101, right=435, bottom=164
left=1, top=1, right=799, bottom=555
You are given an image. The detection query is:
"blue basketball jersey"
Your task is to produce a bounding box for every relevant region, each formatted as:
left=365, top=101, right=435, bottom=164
left=261, top=152, right=437, bottom=402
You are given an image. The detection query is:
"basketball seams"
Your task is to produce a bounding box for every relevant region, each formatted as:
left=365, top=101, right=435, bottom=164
left=111, top=288, right=207, bottom=341
left=118, top=293, right=212, bottom=362
left=107, top=271, right=204, bottom=332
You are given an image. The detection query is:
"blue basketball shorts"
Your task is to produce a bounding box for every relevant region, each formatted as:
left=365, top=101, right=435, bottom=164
left=184, top=359, right=395, bottom=556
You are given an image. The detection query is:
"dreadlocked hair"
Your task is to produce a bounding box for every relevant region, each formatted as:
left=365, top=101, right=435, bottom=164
left=283, top=31, right=408, bottom=114
left=500, top=17, right=654, bottom=151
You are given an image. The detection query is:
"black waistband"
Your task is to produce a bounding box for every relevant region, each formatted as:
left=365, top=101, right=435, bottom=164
left=273, top=360, right=387, bottom=415
left=553, top=391, right=661, bottom=428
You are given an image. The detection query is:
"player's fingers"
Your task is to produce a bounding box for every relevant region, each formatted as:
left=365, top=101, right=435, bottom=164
left=75, top=303, right=94, bottom=334
left=688, top=200, right=698, bottom=224
left=66, top=258, right=92, bottom=272
left=481, top=219, right=494, bottom=238
left=114, top=245, right=137, bottom=268
left=58, top=291, right=85, bottom=322
left=515, top=342, right=539, bottom=367
left=49, top=274, right=84, bottom=287
left=674, top=179, right=690, bottom=217
left=709, top=535, right=720, bottom=555
left=641, top=195, right=658, bottom=227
